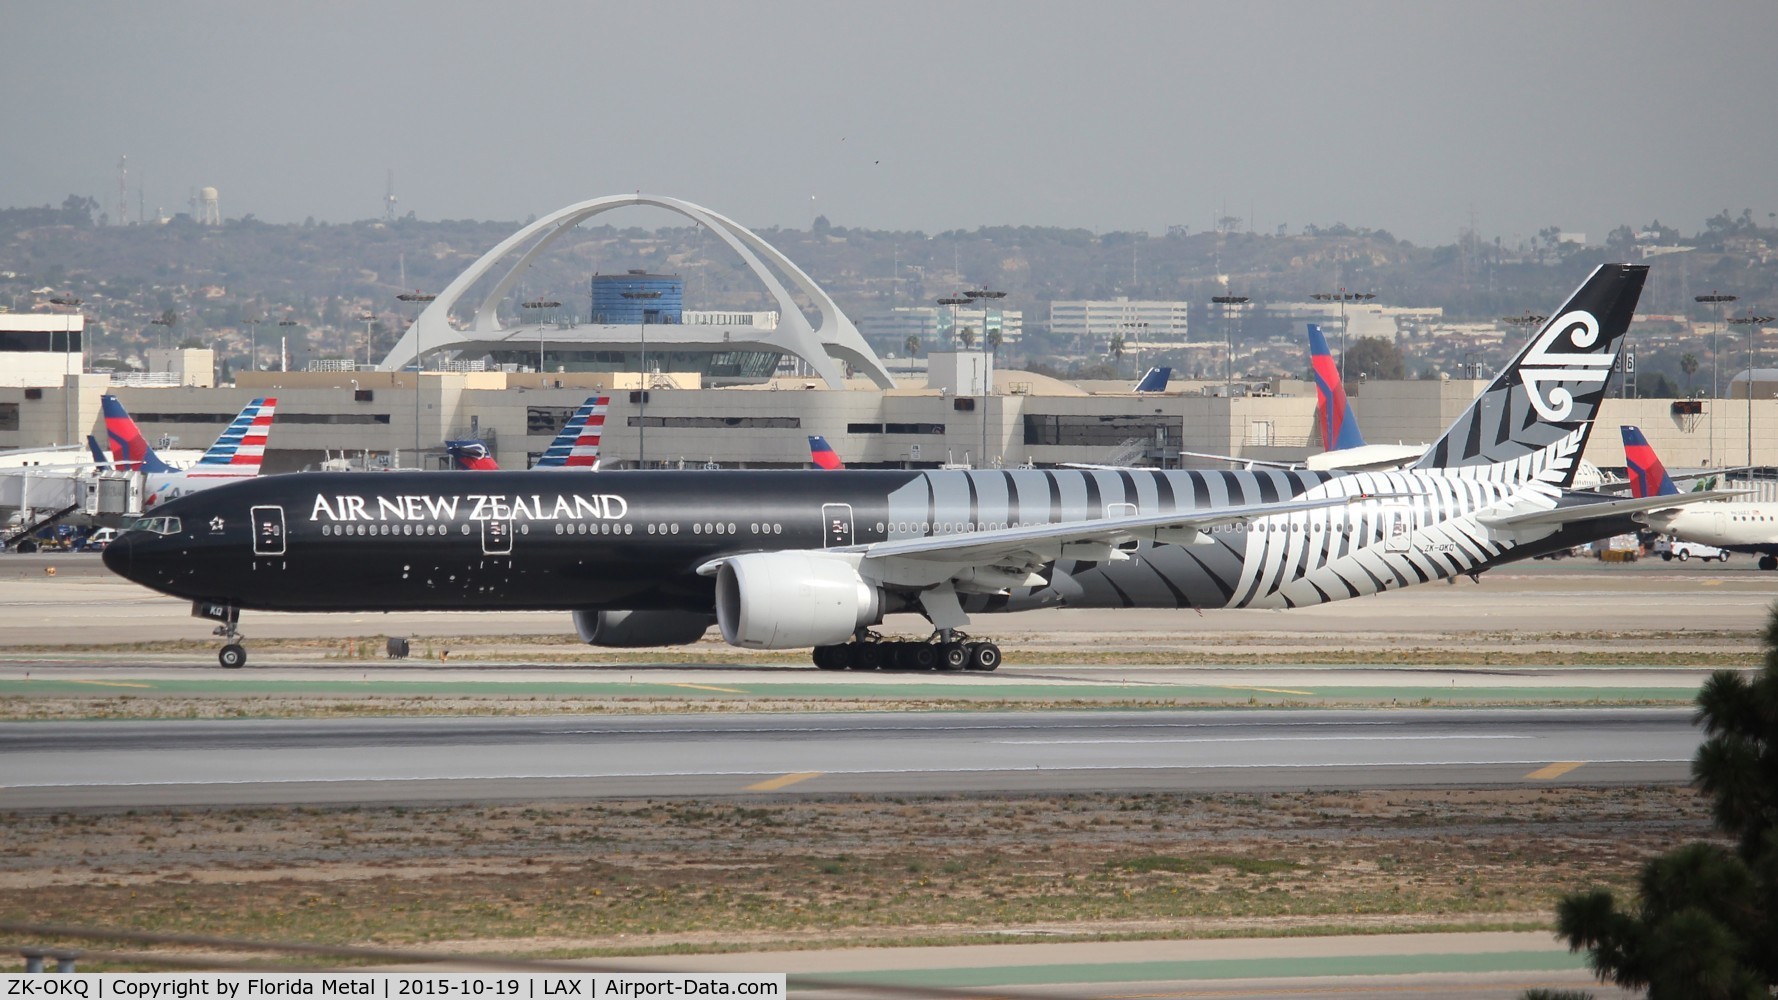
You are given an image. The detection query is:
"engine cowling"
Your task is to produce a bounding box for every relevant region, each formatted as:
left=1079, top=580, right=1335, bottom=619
left=573, top=609, right=715, bottom=648
left=715, top=551, right=882, bottom=649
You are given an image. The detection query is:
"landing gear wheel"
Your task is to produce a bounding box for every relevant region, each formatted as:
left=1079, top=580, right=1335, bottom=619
left=219, top=643, right=247, bottom=669
left=854, top=643, right=884, bottom=670
left=938, top=642, right=969, bottom=671
left=910, top=644, right=939, bottom=671
left=966, top=642, right=1001, bottom=672
left=1761, top=555, right=1778, bottom=571
left=813, top=645, right=849, bottom=670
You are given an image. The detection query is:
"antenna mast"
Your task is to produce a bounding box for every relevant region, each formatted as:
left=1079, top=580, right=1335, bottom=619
left=384, top=168, right=398, bottom=221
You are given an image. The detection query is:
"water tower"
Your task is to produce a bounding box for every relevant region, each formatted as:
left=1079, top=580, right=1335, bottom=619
left=200, top=187, right=220, bottom=225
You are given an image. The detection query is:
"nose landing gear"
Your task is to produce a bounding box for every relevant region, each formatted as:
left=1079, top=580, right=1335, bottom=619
left=193, top=601, right=248, bottom=669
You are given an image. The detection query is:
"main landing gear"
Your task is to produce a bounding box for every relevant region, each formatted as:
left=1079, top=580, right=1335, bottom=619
left=811, top=631, right=1001, bottom=672
left=192, top=601, right=248, bottom=669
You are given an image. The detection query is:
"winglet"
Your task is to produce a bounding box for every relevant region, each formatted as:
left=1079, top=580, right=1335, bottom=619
left=808, top=435, right=844, bottom=470
left=1621, top=425, right=1679, bottom=498
left=1308, top=324, right=1366, bottom=451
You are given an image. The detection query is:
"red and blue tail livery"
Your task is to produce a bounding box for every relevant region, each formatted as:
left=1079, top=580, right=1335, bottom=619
left=808, top=435, right=844, bottom=470
left=190, top=397, right=276, bottom=475
left=102, top=394, right=173, bottom=473
left=1308, top=324, right=1366, bottom=452
left=534, top=395, right=607, bottom=470
left=1621, top=425, right=1679, bottom=498
left=446, top=440, right=500, bottom=471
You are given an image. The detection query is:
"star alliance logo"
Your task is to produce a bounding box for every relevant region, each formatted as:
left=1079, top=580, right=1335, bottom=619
left=209, top=516, right=226, bottom=533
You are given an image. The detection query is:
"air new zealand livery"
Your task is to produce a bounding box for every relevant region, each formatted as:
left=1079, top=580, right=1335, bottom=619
left=104, top=264, right=1722, bottom=670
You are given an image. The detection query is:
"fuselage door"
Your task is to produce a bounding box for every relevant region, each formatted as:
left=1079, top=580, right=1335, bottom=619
left=251, top=505, right=286, bottom=557
left=822, top=503, right=854, bottom=548
left=1384, top=505, right=1413, bottom=553
left=481, top=517, right=513, bottom=556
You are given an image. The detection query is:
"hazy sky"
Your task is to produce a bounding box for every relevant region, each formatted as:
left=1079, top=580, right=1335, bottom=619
left=5, top=0, right=1774, bottom=246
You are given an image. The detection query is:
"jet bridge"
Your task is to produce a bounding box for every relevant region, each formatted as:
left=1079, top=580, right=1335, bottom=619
left=1, top=469, right=143, bottom=548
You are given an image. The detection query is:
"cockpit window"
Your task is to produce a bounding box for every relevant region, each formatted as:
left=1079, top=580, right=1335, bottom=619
left=128, top=516, right=181, bottom=535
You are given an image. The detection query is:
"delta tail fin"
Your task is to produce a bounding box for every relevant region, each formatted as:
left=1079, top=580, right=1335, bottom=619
left=86, top=435, right=109, bottom=466
left=101, top=395, right=176, bottom=474
left=808, top=435, right=844, bottom=470
left=534, top=395, right=607, bottom=470
left=446, top=440, right=500, bottom=471
left=1132, top=366, right=1172, bottom=393
left=1307, top=324, right=1366, bottom=451
left=188, top=397, right=277, bottom=477
left=1412, top=263, right=1648, bottom=486
left=1621, top=426, right=1680, bottom=499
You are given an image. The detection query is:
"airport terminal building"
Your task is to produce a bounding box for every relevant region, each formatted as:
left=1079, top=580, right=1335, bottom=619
left=1, top=195, right=1772, bottom=476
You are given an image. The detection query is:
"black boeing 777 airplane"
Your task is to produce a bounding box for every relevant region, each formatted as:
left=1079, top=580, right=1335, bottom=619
left=104, top=264, right=1720, bottom=670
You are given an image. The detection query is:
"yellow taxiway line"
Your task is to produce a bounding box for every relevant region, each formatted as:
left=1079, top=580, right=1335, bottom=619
left=1222, top=685, right=1316, bottom=696
left=668, top=682, right=747, bottom=694
left=745, top=771, right=824, bottom=792
left=1524, top=761, right=1586, bottom=780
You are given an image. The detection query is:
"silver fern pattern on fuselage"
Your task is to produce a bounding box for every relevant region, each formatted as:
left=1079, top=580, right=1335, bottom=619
left=880, top=467, right=1526, bottom=615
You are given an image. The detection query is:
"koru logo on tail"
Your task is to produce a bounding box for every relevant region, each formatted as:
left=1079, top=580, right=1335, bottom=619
left=1519, top=310, right=1613, bottom=422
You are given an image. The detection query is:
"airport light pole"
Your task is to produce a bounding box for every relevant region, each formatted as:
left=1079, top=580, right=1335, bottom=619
left=936, top=295, right=969, bottom=466
left=398, top=291, right=437, bottom=468
left=1211, top=295, right=1248, bottom=396
left=243, top=317, right=261, bottom=375
left=50, top=297, right=83, bottom=447
left=1697, top=292, right=1738, bottom=467
left=277, top=319, right=297, bottom=373
left=150, top=314, right=174, bottom=351
left=1312, top=290, right=1376, bottom=383
left=359, top=312, right=376, bottom=370
left=964, top=288, right=1005, bottom=468
left=622, top=290, right=661, bottom=468
left=1500, top=313, right=1546, bottom=343
left=1729, top=312, right=1773, bottom=472
left=520, top=299, right=561, bottom=374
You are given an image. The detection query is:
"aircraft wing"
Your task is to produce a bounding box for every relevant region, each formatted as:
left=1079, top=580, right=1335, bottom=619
left=1175, top=449, right=1301, bottom=471
left=1477, top=489, right=1748, bottom=529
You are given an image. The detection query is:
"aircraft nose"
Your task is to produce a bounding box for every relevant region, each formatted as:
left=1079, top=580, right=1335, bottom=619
left=101, top=533, right=132, bottom=578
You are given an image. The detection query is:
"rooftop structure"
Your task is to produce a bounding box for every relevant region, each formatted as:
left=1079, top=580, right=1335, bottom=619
left=377, top=194, right=893, bottom=390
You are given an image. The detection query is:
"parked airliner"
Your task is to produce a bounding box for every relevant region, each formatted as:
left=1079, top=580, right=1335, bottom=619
left=104, top=265, right=1725, bottom=670
left=1623, top=424, right=1778, bottom=569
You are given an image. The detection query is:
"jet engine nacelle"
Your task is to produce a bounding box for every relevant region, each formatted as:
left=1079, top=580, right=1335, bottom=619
left=715, top=551, right=882, bottom=650
left=573, top=609, right=715, bottom=647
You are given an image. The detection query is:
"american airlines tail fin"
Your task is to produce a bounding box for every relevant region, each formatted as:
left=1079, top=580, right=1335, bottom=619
left=1621, top=426, right=1680, bottom=499
left=101, top=394, right=176, bottom=474
left=188, top=398, right=277, bottom=477
left=1132, top=366, right=1172, bottom=393
left=808, top=435, right=844, bottom=470
left=446, top=440, right=500, bottom=471
left=1412, top=263, right=1648, bottom=486
left=1307, top=324, right=1366, bottom=451
left=534, top=395, right=607, bottom=470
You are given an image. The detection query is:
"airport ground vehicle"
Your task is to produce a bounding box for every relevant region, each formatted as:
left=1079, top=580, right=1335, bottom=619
left=1655, top=536, right=1730, bottom=562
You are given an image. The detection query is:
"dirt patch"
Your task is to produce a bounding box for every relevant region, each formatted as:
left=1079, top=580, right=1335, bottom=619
left=0, top=786, right=1712, bottom=964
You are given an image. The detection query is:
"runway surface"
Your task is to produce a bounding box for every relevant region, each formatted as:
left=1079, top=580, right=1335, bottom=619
left=0, top=706, right=1697, bottom=809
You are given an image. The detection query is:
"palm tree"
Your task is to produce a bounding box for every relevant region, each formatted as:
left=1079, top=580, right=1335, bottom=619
left=904, top=334, right=922, bottom=358
left=1108, top=333, right=1127, bottom=374
left=1681, top=353, right=1700, bottom=396
left=956, top=326, right=976, bottom=351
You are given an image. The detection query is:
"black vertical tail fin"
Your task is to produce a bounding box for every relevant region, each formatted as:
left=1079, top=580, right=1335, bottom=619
left=1413, top=263, right=1648, bottom=486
